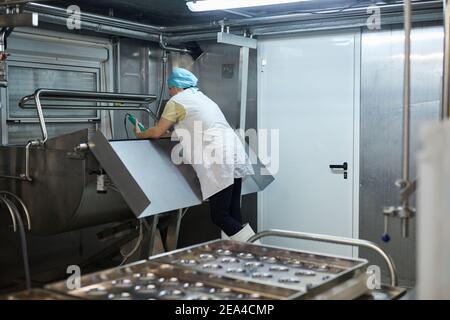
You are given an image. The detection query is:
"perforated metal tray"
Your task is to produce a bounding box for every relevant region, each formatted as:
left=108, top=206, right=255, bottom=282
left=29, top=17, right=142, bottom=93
left=151, top=240, right=370, bottom=299
left=43, top=240, right=368, bottom=300
left=45, top=260, right=299, bottom=300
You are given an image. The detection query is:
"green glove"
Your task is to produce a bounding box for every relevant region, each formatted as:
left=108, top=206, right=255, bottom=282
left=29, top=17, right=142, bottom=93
left=128, top=114, right=146, bottom=132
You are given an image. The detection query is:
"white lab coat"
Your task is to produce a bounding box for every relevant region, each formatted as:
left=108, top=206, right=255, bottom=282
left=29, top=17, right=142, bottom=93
left=170, top=88, right=254, bottom=200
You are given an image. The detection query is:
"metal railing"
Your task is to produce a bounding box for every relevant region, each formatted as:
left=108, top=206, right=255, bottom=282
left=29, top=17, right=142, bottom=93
left=18, top=88, right=158, bottom=144
left=248, top=229, right=398, bottom=287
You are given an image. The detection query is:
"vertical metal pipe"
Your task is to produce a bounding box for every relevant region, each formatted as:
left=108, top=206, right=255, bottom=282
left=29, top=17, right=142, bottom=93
left=403, top=0, right=412, bottom=185
left=401, top=0, right=412, bottom=238
left=442, top=0, right=450, bottom=119
left=22, top=141, right=33, bottom=182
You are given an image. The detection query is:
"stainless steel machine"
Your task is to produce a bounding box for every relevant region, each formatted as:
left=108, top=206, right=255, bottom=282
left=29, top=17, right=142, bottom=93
left=0, top=88, right=273, bottom=235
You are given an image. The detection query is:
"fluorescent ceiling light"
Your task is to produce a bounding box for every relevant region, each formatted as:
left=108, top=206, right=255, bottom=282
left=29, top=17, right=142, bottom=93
left=186, top=0, right=309, bottom=12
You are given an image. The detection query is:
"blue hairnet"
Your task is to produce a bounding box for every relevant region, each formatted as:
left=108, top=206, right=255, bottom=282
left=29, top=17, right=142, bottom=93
left=167, top=68, right=198, bottom=89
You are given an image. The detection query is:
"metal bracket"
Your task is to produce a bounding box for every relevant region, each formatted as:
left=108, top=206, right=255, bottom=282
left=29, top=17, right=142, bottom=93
left=217, top=32, right=257, bottom=49
left=382, top=204, right=416, bottom=240
left=399, top=179, right=417, bottom=203
left=382, top=178, right=417, bottom=240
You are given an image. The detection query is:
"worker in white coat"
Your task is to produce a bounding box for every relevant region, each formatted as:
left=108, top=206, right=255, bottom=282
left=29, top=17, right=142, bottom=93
left=134, top=67, right=256, bottom=242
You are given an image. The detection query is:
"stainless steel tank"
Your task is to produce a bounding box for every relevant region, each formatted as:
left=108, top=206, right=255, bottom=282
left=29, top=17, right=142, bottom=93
left=0, top=129, right=134, bottom=234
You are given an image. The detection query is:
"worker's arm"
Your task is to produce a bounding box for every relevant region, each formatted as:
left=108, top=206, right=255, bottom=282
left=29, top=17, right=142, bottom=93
left=134, top=118, right=174, bottom=139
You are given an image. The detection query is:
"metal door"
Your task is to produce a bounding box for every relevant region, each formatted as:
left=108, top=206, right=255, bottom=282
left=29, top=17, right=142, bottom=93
left=257, top=31, right=360, bottom=257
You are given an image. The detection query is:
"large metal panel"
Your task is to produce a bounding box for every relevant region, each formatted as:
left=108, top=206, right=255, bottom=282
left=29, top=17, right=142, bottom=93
left=89, top=131, right=273, bottom=219
left=360, top=24, right=442, bottom=287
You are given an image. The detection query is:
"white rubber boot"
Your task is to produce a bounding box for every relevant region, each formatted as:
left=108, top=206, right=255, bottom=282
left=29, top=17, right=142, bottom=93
left=229, top=224, right=261, bottom=244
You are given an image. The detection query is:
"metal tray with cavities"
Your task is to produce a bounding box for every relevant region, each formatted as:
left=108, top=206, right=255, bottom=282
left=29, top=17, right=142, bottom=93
left=150, top=240, right=369, bottom=298
left=45, top=260, right=300, bottom=300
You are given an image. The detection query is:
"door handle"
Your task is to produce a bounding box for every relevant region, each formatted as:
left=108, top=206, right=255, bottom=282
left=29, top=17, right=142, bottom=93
left=329, top=162, right=348, bottom=170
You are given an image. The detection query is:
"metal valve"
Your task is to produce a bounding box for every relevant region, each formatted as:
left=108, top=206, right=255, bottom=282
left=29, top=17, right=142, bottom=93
left=382, top=205, right=416, bottom=242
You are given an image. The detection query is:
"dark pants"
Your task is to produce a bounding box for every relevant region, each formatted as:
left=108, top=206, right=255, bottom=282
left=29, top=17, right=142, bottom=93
left=209, top=178, right=243, bottom=237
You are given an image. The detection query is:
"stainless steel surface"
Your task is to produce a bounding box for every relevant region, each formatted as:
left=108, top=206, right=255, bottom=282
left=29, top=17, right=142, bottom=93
left=88, top=131, right=152, bottom=218
left=113, top=39, right=160, bottom=138
left=173, top=41, right=258, bottom=130
left=360, top=25, right=443, bottom=286
left=247, top=229, right=398, bottom=287
left=90, top=129, right=273, bottom=219
left=443, top=0, right=450, bottom=119
left=45, top=239, right=368, bottom=300
left=0, top=129, right=135, bottom=234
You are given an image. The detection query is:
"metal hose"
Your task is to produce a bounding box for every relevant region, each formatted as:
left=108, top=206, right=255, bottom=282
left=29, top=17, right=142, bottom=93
left=1, top=197, right=31, bottom=290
